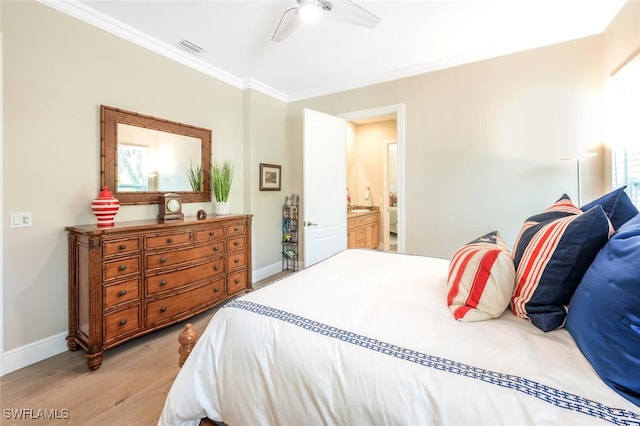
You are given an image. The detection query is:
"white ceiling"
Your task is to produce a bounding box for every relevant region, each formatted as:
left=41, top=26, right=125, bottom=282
left=43, top=0, right=627, bottom=102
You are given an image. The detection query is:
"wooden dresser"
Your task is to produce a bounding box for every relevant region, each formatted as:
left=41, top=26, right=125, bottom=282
left=347, top=210, right=379, bottom=249
left=66, top=214, right=252, bottom=370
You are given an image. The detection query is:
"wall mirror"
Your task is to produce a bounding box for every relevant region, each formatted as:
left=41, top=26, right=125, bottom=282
left=101, top=105, right=212, bottom=205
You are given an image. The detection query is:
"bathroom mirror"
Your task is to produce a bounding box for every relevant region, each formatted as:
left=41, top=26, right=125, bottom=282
left=101, top=105, right=212, bottom=205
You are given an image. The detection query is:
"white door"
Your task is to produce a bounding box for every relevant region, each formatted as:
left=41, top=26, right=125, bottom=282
left=303, top=108, right=347, bottom=267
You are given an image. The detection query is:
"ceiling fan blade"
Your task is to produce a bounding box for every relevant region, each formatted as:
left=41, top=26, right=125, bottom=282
left=271, top=7, right=303, bottom=42
left=321, top=0, right=381, bottom=29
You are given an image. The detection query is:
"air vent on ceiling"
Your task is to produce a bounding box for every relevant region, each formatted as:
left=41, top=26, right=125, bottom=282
left=179, top=39, right=206, bottom=55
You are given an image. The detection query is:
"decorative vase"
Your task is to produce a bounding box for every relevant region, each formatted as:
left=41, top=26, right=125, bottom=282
left=214, top=201, right=230, bottom=216
left=91, top=186, right=120, bottom=227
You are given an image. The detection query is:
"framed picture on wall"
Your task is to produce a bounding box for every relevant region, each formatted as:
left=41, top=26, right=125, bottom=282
left=260, top=163, right=281, bottom=191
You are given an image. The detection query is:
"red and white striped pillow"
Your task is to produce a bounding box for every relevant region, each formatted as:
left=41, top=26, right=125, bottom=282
left=511, top=195, right=613, bottom=331
left=447, top=231, right=516, bottom=321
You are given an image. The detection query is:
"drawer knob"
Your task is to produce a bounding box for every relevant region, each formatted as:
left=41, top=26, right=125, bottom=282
left=209, top=231, right=216, bottom=236
left=118, top=290, right=127, bottom=296
left=160, top=307, right=167, bottom=313
left=167, top=238, right=174, bottom=243
left=119, top=319, right=127, bottom=326
left=214, top=265, right=220, bottom=271
left=234, top=258, right=240, bottom=263
left=234, top=241, right=240, bottom=246
left=160, top=257, right=167, bottom=263
left=160, top=280, right=167, bottom=286
left=234, top=227, right=239, bottom=232
left=118, top=265, right=127, bottom=271
left=213, top=246, right=219, bottom=251
left=235, top=278, right=241, bottom=284
left=119, top=244, right=127, bottom=250
left=214, top=287, right=220, bottom=292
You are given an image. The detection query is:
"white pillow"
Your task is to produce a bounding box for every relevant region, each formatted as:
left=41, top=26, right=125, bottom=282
left=447, top=231, right=515, bottom=321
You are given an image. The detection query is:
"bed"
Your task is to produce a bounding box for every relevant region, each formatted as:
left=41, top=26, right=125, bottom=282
left=159, top=247, right=640, bottom=426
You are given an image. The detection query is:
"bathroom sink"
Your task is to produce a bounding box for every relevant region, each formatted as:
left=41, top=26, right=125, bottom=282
left=350, top=209, right=371, bottom=213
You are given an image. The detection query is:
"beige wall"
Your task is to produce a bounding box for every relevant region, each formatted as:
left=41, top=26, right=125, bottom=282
left=603, top=1, right=640, bottom=75
left=243, top=89, right=289, bottom=271
left=601, top=0, right=640, bottom=188
left=289, top=0, right=640, bottom=259
left=288, top=34, right=630, bottom=258
left=348, top=120, right=397, bottom=208
left=1, top=2, right=288, bottom=360
left=0, top=0, right=5, bottom=373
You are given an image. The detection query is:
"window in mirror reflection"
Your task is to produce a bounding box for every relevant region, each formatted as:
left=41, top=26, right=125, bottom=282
left=118, top=144, right=150, bottom=191
left=116, top=123, right=202, bottom=193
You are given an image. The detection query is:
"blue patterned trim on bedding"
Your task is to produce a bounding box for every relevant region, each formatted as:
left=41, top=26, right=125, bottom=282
left=226, top=299, right=640, bottom=425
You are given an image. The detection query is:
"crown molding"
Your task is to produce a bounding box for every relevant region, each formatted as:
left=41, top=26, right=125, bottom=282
left=36, top=0, right=621, bottom=104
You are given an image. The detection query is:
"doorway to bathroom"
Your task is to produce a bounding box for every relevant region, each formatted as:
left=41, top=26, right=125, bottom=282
left=340, top=104, right=405, bottom=253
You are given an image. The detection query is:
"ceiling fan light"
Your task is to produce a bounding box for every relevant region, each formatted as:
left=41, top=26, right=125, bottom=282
left=299, top=3, right=319, bottom=22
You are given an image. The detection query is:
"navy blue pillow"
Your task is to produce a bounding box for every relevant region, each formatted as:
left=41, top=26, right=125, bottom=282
left=566, top=213, right=640, bottom=407
left=511, top=195, right=613, bottom=332
left=581, top=186, right=638, bottom=230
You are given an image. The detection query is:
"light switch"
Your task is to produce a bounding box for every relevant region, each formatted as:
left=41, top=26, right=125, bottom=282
left=10, top=212, right=32, bottom=228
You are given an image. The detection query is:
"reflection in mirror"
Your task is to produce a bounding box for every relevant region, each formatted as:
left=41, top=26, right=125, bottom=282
left=388, top=143, right=398, bottom=205
left=388, top=142, right=398, bottom=252
left=117, top=124, right=201, bottom=192
left=101, top=105, right=212, bottom=205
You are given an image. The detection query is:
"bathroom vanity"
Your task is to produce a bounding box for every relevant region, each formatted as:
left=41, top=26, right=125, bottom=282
left=347, top=209, right=379, bottom=249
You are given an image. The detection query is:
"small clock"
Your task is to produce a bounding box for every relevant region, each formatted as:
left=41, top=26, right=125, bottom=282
left=158, top=193, right=184, bottom=222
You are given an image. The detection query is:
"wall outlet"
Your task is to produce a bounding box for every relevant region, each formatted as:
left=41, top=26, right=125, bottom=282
left=10, top=212, right=33, bottom=228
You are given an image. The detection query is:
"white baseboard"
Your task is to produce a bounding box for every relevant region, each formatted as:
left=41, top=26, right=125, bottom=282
left=252, top=261, right=284, bottom=283
left=2, top=331, right=68, bottom=376
left=1, top=265, right=292, bottom=376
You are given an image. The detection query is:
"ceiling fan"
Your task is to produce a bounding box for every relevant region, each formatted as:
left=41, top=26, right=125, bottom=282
left=271, top=0, right=381, bottom=42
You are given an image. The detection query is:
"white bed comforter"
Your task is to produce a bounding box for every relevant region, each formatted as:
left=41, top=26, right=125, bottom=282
left=159, top=250, right=640, bottom=426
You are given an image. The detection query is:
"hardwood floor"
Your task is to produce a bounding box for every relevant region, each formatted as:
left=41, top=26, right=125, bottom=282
left=1, top=272, right=290, bottom=425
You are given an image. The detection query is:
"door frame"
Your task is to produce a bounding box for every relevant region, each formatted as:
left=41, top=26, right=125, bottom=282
left=339, top=104, right=405, bottom=253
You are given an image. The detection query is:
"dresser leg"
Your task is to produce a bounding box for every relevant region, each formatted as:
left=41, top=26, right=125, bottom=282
left=85, top=351, right=103, bottom=371
left=66, top=335, right=78, bottom=351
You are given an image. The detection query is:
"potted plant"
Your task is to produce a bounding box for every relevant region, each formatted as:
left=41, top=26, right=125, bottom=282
left=185, top=160, right=203, bottom=191
left=211, top=160, right=234, bottom=215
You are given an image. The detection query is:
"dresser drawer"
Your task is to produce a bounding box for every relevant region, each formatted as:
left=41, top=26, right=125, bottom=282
left=146, top=258, right=224, bottom=295
left=104, top=278, right=140, bottom=309
left=227, top=223, right=246, bottom=237
left=194, top=226, right=225, bottom=242
left=145, top=231, right=191, bottom=250
left=146, top=243, right=223, bottom=270
left=103, top=237, right=140, bottom=257
left=226, top=251, right=246, bottom=271
left=228, top=270, right=247, bottom=295
left=103, top=256, right=140, bottom=281
left=104, top=305, right=140, bottom=343
left=146, top=279, right=225, bottom=327
left=227, top=236, right=246, bottom=251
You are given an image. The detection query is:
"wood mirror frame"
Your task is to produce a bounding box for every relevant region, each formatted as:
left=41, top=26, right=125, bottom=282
left=101, top=105, right=212, bottom=205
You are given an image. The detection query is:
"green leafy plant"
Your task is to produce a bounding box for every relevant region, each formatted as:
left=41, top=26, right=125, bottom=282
left=185, top=160, right=203, bottom=191
left=211, top=160, right=234, bottom=202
